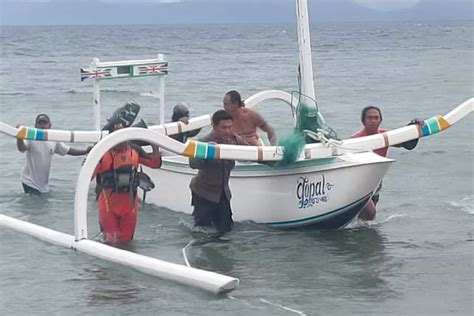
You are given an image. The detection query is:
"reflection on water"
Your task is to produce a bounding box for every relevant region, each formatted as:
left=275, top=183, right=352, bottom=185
left=88, top=286, right=143, bottom=306
left=180, top=220, right=398, bottom=301
left=77, top=267, right=144, bottom=306
left=316, top=227, right=399, bottom=300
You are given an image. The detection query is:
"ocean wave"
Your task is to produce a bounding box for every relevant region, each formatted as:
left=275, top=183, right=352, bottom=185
left=0, top=91, right=34, bottom=96
left=346, top=212, right=408, bottom=228
left=65, top=89, right=83, bottom=94
left=13, top=51, right=36, bottom=57
left=139, top=91, right=160, bottom=98
left=448, top=195, right=474, bottom=215
left=420, top=150, right=447, bottom=155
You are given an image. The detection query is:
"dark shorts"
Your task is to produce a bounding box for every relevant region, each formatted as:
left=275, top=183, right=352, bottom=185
left=22, top=183, right=41, bottom=195
left=191, top=192, right=233, bottom=233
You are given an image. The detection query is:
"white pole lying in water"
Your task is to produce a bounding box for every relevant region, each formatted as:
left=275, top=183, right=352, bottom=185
left=0, top=214, right=239, bottom=294
left=72, top=127, right=239, bottom=293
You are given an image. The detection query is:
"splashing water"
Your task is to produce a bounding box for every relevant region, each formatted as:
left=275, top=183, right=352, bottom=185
left=449, top=195, right=474, bottom=215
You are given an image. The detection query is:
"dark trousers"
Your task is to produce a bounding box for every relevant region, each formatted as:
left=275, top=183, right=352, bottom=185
left=22, top=183, right=41, bottom=195
left=191, top=192, right=233, bottom=233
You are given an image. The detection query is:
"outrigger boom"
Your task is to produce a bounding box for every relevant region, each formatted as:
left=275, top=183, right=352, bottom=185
left=1, top=97, right=472, bottom=162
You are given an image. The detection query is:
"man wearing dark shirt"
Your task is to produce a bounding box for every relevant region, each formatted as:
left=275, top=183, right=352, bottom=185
left=189, top=110, right=248, bottom=233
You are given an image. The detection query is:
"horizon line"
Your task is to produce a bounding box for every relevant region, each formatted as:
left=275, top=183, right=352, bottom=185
left=2, top=18, right=473, bottom=27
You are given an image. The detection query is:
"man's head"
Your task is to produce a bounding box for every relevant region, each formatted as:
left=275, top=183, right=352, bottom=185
left=35, top=114, right=51, bottom=129
left=172, top=102, right=190, bottom=122
left=361, top=106, right=382, bottom=134
left=212, top=110, right=233, bottom=139
left=223, top=90, right=244, bottom=113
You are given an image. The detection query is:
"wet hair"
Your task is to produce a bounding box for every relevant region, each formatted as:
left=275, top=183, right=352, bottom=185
left=225, top=90, right=245, bottom=107
left=361, top=106, right=382, bottom=123
left=212, top=109, right=233, bottom=126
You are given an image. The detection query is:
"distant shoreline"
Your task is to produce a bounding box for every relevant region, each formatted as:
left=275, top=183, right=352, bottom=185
left=1, top=19, right=473, bottom=27
left=1, top=0, right=473, bottom=26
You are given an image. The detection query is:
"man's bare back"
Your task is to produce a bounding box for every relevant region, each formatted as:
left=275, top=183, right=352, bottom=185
left=223, top=90, right=276, bottom=145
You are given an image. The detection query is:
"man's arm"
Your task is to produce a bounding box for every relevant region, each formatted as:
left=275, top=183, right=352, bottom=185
left=139, top=145, right=162, bottom=169
left=186, top=128, right=202, bottom=138
left=17, top=138, right=27, bottom=153
left=16, top=124, right=27, bottom=153
left=67, top=146, right=92, bottom=156
left=260, top=122, right=277, bottom=145
left=255, top=112, right=277, bottom=145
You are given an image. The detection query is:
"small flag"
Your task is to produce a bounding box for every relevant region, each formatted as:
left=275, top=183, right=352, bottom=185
left=80, top=68, right=112, bottom=81
left=137, top=63, right=168, bottom=75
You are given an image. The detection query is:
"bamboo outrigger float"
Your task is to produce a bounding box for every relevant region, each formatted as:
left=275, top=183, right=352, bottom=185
left=0, top=0, right=472, bottom=293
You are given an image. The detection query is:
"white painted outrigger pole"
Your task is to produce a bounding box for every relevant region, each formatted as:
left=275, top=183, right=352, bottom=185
left=80, top=54, right=168, bottom=130
left=296, top=0, right=326, bottom=124
left=0, top=124, right=240, bottom=294
left=0, top=213, right=238, bottom=294
left=71, top=127, right=238, bottom=293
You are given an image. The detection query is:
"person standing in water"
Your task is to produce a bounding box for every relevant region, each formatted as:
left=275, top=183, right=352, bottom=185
left=189, top=110, right=248, bottom=233
left=352, top=106, right=424, bottom=221
left=16, top=114, right=91, bottom=195
left=94, top=116, right=161, bottom=244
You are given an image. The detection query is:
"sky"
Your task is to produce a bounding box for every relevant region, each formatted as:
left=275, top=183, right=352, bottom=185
left=0, top=0, right=473, bottom=25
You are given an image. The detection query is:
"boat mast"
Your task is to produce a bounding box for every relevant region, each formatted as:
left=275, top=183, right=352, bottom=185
left=296, top=0, right=326, bottom=123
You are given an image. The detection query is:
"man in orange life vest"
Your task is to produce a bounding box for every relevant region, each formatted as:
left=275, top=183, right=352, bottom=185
left=93, top=121, right=161, bottom=244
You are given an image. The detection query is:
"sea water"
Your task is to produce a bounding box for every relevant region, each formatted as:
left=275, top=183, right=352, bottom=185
left=0, top=21, right=473, bottom=315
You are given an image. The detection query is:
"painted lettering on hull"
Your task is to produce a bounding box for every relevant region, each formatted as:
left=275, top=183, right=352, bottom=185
left=296, top=175, right=334, bottom=209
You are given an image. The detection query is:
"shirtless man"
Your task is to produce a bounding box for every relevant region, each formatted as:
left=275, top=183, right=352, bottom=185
left=223, top=90, right=277, bottom=145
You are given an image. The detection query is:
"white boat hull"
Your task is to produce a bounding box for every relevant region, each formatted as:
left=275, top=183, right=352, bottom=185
left=144, top=151, right=393, bottom=229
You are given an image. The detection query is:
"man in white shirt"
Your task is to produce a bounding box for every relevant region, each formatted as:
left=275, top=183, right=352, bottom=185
left=16, top=114, right=91, bottom=195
